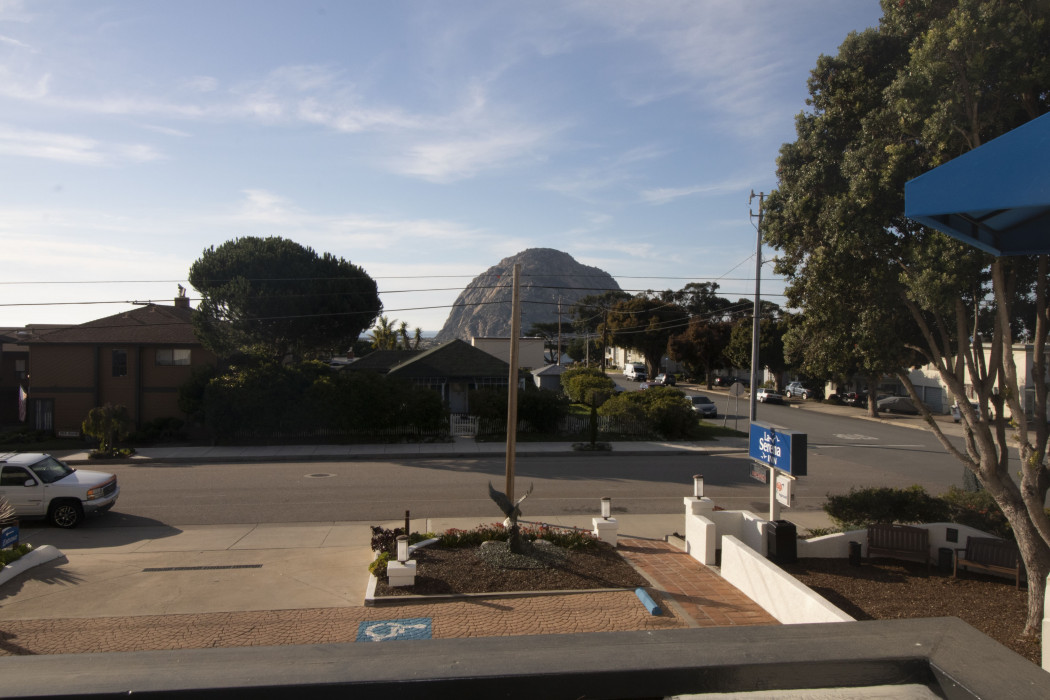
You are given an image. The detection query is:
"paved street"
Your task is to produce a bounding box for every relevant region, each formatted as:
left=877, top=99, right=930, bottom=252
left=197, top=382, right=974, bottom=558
left=42, top=391, right=981, bottom=531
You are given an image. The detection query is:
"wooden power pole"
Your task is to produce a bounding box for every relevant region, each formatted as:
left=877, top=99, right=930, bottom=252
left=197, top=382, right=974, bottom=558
left=504, top=263, right=521, bottom=503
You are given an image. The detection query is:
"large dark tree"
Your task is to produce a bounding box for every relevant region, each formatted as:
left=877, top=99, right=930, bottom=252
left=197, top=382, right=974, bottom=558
left=189, top=237, right=381, bottom=363
left=668, top=318, right=731, bottom=389
left=570, top=290, right=632, bottom=369
left=765, top=0, right=1050, bottom=634
left=604, top=294, right=689, bottom=378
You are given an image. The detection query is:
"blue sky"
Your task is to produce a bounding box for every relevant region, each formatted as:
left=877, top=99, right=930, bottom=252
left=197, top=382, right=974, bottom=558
left=0, top=1, right=884, bottom=333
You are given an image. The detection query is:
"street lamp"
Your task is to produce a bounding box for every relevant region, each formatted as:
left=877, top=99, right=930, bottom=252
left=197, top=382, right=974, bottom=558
left=693, top=474, right=704, bottom=499
left=600, top=497, right=611, bottom=520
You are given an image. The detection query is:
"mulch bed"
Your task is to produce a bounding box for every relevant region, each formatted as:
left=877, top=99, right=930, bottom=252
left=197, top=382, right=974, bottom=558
left=373, top=540, right=647, bottom=597
left=780, top=557, right=1040, bottom=665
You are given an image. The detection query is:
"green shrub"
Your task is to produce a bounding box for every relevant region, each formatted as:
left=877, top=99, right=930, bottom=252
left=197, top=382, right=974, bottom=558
left=369, top=526, right=433, bottom=554
left=0, top=543, right=33, bottom=569
left=0, top=429, right=53, bottom=445
left=436, top=523, right=599, bottom=549
left=941, top=486, right=1013, bottom=539
left=518, top=387, right=569, bottom=433
left=823, top=485, right=951, bottom=530
left=599, top=386, right=699, bottom=439
left=128, top=416, right=186, bottom=444
left=470, top=386, right=569, bottom=435
left=368, top=551, right=390, bottom=577
left=561, top=367, right=615, bottom=403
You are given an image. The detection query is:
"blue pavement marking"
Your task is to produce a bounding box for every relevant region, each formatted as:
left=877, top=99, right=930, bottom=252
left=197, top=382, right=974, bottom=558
left=356, top=618, right=433, bottom=642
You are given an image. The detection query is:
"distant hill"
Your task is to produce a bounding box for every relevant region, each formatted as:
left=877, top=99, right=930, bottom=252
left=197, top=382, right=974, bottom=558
left=435, top=248, right=621, bottom=342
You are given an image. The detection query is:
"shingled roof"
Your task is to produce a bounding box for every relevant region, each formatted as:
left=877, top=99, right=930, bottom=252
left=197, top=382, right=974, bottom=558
left=344, top=349, right=422, bottom=373
left=388, top=339, right=509, bottom=379
left=27, top=304, right=199, bottom=345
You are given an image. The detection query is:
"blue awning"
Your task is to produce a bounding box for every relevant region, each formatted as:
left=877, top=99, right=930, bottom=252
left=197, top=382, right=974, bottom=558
left=904, top=112, right=1050, bottom=256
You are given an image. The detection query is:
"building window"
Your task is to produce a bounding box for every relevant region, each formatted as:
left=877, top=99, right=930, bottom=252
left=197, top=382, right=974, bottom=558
left=156, top=348, right=191, bottom=366
left=14, top=358, right=26, bottom=381
left=112, top=349, right=128, bottom=377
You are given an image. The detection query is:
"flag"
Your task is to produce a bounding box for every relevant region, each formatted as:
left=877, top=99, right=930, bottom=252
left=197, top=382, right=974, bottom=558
left=18, top=385, right=27, bottom=423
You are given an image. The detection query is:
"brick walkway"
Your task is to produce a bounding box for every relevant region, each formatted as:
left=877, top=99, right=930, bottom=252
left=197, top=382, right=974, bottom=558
left=617, top=538, right=778, bottom=628
left=0, top=538, right=775, bottom=655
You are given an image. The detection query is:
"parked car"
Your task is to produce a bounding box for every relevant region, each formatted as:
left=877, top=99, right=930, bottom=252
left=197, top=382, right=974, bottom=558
left=785, top=382, right=813, bottom=399
left=951, top=401, right=980, bottom=423
left=689, top=395, right=718, bottom=418
left=0, top=453, right=119, bottom=528
left=877, top=396, right=919, bottom=414
left=653, top=373, right=676, bottom=386
left=756, top=388, right=784, bottom=404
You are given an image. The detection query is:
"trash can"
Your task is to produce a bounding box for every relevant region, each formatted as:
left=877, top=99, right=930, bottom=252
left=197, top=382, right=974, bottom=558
left=848, top=540, right=862, bottom=566
left=938, top=547, right=953, bottom=575
left=766, top=520, right=797, bottom=564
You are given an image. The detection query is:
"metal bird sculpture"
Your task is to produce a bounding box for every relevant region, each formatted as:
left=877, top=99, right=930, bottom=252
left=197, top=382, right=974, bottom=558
left=488, top=481, right=534, bottom=553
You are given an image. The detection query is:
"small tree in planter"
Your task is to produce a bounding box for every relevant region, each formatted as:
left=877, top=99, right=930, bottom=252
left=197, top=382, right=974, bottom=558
left=81, top=403, right=132, bottom=457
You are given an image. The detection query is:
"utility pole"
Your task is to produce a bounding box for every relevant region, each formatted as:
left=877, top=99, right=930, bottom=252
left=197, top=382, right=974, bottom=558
left=557, top=297, right=562, bottom=366
left=749, top=191, right=765, bottom=423
left=505, top=264, right=521, bottom=504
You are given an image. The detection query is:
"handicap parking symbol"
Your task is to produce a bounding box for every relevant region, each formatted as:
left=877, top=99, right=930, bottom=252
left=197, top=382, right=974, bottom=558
left=356, top=617, right=432, bottom=642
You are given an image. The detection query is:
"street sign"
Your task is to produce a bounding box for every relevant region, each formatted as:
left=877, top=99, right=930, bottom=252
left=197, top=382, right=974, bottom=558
left=749, top=463, right=768, bottom=484
left=775, top=474, right=793, bottom=506
left=749, top=422, right=807, bottom=476
left=1, top=525, right=18, bottom=548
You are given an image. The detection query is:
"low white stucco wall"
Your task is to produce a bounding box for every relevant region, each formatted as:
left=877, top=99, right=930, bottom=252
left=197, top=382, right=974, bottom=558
left=684, top=513, right=717, bottom=566
left=720, top=536, right=854, bottom=625
left=708, top=510, right=767, bottom=555
left=797, top=522, right=1014, bottom=581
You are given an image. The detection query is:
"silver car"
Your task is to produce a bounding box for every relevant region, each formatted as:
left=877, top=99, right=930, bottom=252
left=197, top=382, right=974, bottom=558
left=689, top=395, right=718, bottom=418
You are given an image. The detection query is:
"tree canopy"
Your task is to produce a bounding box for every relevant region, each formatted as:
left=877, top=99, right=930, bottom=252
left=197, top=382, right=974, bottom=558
left=188, top=237, right=381, bottom=363
left=764, top=0, right=1050, bottom=634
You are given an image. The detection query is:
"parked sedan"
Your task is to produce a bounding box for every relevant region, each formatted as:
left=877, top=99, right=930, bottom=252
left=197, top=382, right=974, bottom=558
left=877, top=396, right=919, bottom=414
left=689, top=395, right=718, bottom=418
left=755, top=388, right=784, bottom=404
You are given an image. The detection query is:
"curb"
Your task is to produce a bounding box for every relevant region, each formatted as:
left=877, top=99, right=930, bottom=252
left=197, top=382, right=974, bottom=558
left=0, top=545, right=65, bottom=587
left=56, top=446, right=748, bottom=467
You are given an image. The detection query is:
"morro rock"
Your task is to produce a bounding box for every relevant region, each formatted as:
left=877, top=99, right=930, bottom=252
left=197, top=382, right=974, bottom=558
left=435, top=248, right=621, bottom=342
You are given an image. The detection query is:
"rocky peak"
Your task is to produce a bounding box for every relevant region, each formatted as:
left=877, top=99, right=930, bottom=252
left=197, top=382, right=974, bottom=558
left=435, top=248, right=621, bottom=342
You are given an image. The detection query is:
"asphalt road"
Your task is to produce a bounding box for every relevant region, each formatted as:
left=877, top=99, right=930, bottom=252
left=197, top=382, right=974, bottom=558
left=54, top=380, right=978, bottom=530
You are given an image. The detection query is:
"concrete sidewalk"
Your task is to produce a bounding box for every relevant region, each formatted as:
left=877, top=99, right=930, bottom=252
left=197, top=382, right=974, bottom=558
left=0, top=514, right=714, bottom=620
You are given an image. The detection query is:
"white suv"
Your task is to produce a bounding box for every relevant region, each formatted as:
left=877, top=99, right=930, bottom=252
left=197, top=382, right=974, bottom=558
left=0, top=453, right=119, bottom=528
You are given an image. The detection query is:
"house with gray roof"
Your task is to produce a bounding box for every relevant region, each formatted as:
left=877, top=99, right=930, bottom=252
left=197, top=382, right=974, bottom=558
left=348, top=339, right=509, bottom=413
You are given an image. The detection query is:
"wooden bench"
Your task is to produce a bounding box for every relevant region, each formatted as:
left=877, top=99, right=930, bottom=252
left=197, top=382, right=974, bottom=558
left=867, top=524, right=930, bottom=571
left=955, top=536, right=1024, bottom=588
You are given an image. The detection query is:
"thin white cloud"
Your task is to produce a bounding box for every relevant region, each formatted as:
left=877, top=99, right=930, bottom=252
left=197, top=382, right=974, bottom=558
left=226, top=189, right=487, bottom=250
left=641, top=179, right=752, bottom=205
left=391, top=126, right=553, bottom=183
left=0, top=123, right=163, bottom=164
left=542, top=144, right=667, bottom=201
left=0, top=33, right=31, bottom=50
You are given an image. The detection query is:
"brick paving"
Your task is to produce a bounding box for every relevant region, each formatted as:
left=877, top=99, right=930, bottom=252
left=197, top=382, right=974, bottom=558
left=0, top=538, right=775, bottom=655
left=618, top=538, right=779, bottom=628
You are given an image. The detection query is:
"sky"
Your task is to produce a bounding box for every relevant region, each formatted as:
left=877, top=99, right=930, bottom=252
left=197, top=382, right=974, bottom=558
left=0, top=0, right=885, bottom=334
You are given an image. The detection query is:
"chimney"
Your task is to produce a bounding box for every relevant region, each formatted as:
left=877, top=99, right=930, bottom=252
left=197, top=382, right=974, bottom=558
left=175, top=284, right=190, bottom=309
